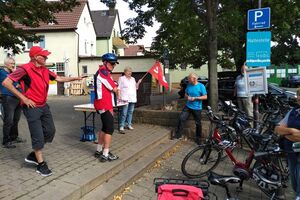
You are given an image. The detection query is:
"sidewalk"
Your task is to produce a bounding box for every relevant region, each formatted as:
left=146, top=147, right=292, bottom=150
left=0, top=95, right=175, bottom=200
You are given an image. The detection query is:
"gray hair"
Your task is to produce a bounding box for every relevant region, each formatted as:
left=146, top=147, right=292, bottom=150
left=4, top=57, right=15, bottom=66
left=188, top=72, right=198, bottom=79
left=124, top=66, right=132, bottom=72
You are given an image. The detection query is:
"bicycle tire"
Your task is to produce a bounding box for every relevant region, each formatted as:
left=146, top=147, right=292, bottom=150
left=253, top=160, right=286, bottom=200
left=181, top=144, right=222, bottom=178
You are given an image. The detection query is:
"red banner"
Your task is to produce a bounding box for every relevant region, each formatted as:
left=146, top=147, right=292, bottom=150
left=148, top=61, right=169, bottom=89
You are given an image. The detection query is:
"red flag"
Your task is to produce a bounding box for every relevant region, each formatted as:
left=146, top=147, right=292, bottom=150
left=148, top=61, right=169, bottom=89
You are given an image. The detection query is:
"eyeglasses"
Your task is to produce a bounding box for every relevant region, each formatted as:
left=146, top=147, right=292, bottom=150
left=109, top=62, right=116, bottom=66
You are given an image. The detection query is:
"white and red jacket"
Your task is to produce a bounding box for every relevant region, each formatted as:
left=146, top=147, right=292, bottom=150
left=93, top=65, right=116, bottom=113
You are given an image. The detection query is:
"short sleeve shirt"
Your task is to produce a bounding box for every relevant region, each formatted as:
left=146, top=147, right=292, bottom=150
left=185, top=83, right=207, bottom=110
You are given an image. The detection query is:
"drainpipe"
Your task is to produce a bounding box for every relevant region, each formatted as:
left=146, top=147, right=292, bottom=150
left=75, top=30, right=80, bottom=76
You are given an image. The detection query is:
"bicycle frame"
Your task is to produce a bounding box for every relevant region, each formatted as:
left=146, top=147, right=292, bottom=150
left=212, top=128, right=255, bottom=172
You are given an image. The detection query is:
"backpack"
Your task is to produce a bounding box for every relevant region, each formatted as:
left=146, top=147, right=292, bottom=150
left=157, top=184, right=204, bottom=200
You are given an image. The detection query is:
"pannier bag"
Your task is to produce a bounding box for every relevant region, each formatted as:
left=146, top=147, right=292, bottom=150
left=157, top=184, right=204, bottom=200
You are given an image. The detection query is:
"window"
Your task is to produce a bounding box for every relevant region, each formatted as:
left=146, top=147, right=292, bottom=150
left=82, top=65, right=87, bottom=74
left=39, top=36, right=45, bottom=48
left=27, top=42, right=33, bottom=50
left=56, top=62, right=65, bottom=72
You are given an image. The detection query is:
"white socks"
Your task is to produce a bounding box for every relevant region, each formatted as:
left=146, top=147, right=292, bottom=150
left=103, top=148, right=109, bottom=157
left=97, top=144, right=103, bottom=152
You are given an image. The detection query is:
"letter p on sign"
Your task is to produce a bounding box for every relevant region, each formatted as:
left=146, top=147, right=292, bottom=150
left=254, top=11, right=263, bottom=21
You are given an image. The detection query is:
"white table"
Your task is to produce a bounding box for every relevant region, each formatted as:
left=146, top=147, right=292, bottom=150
left=74, top=102, right=128, bottom=141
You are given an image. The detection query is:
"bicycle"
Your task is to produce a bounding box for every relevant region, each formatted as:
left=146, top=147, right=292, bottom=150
left=181, top=106, right=288, bottom=200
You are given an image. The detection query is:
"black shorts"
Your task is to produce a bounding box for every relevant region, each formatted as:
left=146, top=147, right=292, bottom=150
left=101, top=110, right=114, bottom=134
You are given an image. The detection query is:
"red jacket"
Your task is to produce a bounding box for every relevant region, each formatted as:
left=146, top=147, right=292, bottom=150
left=94, top=65, right=116, bottom=112
left=19, top=62, right=56, bottom=107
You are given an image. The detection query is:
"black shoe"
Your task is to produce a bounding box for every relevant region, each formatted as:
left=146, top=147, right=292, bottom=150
left=12, top=137, right=26, bottom=144
left=36, top=162, right=52, bottom=177
left=94, top=150, right=102, bottom=158
left=25, top=152, right=38, bottom=165
left=99, top=152, right=119, bottom=162
left=3, top=142, right=16, bottom=149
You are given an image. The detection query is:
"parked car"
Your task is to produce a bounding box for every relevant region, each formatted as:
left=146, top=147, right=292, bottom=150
left=281, top=75, right=300, bottom=88
left=178, top=76, right=208, bottom=98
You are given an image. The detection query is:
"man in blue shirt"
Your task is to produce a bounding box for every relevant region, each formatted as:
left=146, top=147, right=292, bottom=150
left=0, top=57, right=23, bottom=148
left=173, top=73, right=207, bottom=144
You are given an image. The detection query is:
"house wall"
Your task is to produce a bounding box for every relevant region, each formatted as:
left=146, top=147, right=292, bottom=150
left=0, top=32, right=79, bottom=76
left=78, top=57, right=157, bottom=75
left=97, top=39, right=112, bottom=56
left=77, top=4, right=96, bottom=56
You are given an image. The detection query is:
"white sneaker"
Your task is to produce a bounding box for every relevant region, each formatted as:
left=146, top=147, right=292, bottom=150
left=128, top=126, right=134, bottom=130
left=120, top=127, right=124, bottom=131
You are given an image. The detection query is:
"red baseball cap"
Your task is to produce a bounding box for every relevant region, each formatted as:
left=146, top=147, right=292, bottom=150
left=29, top=46, right=51, bottom=57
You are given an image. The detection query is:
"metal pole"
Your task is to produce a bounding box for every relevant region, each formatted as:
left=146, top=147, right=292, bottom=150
left=253, top=0, right=262, bottom=128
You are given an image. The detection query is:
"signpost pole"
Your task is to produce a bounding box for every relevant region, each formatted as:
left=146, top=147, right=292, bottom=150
left=254, top=0, right=262, bottom=128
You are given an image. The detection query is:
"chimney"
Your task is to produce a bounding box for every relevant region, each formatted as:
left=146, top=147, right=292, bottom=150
left=108, top=0, right=116, bottom=16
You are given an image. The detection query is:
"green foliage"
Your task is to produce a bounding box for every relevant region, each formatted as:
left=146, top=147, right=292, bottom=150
left=0, top=0, right=79, bottom=54
left=121, top=0, right=300, bottom=68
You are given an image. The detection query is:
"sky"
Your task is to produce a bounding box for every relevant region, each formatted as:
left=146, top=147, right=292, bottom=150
left=88, top=0, right=159, bottom=47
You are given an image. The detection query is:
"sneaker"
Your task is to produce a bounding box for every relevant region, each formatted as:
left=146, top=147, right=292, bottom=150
left=99, top=152, right=119, bottom=162
left=119, top=127, right=125, bottom=134
left=3, top=142, right=16, bottom=149
left=25, top=152, right=38, bottom=165
left=12, top=137, right=26, bottom=144
left=94, top=150, right=102, bottom=158
left=127, top=126, right=134, bottom=130
left=36, top=162, right=52, bottom=177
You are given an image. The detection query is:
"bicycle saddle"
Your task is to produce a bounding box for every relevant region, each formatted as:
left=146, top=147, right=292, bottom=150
left=207, top=171, right=240, bottom=186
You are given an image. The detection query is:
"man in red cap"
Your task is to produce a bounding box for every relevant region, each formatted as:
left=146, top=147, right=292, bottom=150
left=2, top=46, right=83, bottom=176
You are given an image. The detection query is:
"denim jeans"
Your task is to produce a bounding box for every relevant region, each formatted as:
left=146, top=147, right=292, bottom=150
left=287, top=152, right=300, bottom=198
left=2, top=96, right=22, bottom=145
left=119, top=102, right=135, bottom=128
left=175, top=106, right=202, bottom=140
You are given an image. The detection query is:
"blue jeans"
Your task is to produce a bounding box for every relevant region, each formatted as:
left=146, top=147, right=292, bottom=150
left=287, top=152, right=300, bottom=198
left=175, top=106, right=202, bottom=140
left=119, top=103, right=135, bottom=128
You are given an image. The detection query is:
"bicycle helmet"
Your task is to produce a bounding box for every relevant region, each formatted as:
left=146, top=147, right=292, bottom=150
left=102, top=53, right=119, bottom=64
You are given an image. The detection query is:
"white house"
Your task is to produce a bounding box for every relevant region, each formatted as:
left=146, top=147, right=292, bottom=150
left=0, top=0, right=96, bottom=94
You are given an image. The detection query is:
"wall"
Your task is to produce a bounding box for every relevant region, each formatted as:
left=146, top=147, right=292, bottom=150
left=0, top=32, right=79, bottom=76
left=78, top=56, right=157, bottom=75
left=76, top=4, right=97, bottom=56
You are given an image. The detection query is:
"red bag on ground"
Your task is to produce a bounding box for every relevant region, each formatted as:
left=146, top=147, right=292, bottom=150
left=157, top=184, right=204, bottom=200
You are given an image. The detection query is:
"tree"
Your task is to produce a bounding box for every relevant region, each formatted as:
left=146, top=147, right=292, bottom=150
left=120, top=0, right=299, bottom=110
left=121, top=0, right=300, bottom=68
left=0, top=0, right=79, bottom=54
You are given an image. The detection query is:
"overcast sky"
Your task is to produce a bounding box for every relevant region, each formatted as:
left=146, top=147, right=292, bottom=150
left=88, top=0, right=159, bottom=47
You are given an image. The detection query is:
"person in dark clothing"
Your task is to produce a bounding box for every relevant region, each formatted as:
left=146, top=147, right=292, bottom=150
left=275, top=88, right=300, bottom=200
left=0, top=57, right=24, bottom=148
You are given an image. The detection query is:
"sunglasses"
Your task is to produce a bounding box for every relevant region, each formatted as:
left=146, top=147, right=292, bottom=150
left=109, top=62, right=117, bottom=66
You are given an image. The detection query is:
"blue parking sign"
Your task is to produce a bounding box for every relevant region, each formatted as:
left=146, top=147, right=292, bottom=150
left=248, top=7, right=270, bottom=30
left=246, top=31, right=271, bottom=67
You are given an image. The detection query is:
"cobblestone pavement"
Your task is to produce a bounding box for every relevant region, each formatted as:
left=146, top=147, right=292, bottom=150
left=119, top=141, right=295, bottom=200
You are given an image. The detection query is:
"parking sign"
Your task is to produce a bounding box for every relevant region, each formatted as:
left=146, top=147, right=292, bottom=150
left=248, top=7, right=270, bottom=30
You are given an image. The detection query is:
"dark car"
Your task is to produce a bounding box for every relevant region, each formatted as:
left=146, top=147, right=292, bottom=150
left=281, top=75, right=300, bottom=88
left=178, top=76, right=208, bottom=98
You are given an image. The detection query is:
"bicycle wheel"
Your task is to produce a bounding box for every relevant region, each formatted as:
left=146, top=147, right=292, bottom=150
left=253, top=159, right=286, bottom=200
left=181, top=144, right=222, bottom=178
